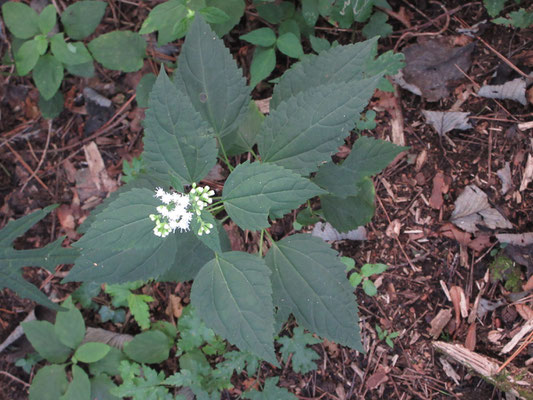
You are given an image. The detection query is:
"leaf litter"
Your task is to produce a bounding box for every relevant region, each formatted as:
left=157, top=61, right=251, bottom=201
left=397, top=38, right=475, bottom=101
left=450, top=184, right=513, bottom=233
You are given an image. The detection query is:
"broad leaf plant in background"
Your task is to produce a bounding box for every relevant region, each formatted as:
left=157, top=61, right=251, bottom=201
left=65, top=15, right=406, bottom=363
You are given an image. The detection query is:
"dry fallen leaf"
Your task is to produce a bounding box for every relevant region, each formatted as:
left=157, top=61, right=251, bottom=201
left=400, top=39, right=475, bottom=101
left=496, top=232, right=533, bottom=246
left=449, top=286, right=464, bottom=328
left=496, top=162, right=513, bottom=195
left=429, top=309, right=452, bottom=339
left=520, top=153, right=533, bottom=191
left=450, top=184, right=513, bottom=233
left=429, top=172, right=450, bottom=209
left=478, top=77, right=528, bottom=106
left=515, top=304, right=533, bottom=321
left=422, top=110, right=472, bottom=137
left=366, top=368, right=389, bottom=390
left=312, top=222, right=367, bottom=241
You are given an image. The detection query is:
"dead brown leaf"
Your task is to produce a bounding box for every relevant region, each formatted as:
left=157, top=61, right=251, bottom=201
left=429, top=172, right=450, bottom=209
left=366, top=368, right=389, bottom=390
left=523, top=275, right=533, bottom=291
left=429, top=309, right=452, bottom=339
left=449, top=286, right=465, bottom=328
left=515, top=304, right=533, bottom=321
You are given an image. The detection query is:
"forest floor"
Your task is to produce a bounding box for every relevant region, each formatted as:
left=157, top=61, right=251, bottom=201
left=0, top=1, right=532, bottom=399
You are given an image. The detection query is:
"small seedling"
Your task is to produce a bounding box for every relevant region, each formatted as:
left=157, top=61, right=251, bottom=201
left=375, top=324, right=399, bottom=349
left=342, top=258, right=388, bottom=297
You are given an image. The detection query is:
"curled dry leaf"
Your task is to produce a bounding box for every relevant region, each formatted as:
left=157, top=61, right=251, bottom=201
left=450, top=286, right=469, bottom=325
left=422, top=110, right=472, bottom=136
left=83, top=327, right=133, bottom=350
left=451, top=185, right=513, bottom=233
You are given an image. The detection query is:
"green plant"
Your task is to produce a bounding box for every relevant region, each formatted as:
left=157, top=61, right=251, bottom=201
left=375, top=324, right=399, bottom=348
left=21, top=295, right=178, bottom=399
left=490, top=251, right=521, bottom=292
left=243, top=377, right=297, bottom=399
left=139, top=0, right=245, bottom=46
left=121, top=156, right=145, bottom=184
left=243, top=0, right=396, bottom=87
left=105, top=281, right=153, bottom=330
left=483, top=0, right=533, bottom=28
left=64, top=15, right=405, bottom=367
left=0, top=204, right=78, bottom=309
left=1, top=1, right=146, bottom=118
left=278, top=326, right=321, bottom=374
left=343, top=258, right=388, bottom=296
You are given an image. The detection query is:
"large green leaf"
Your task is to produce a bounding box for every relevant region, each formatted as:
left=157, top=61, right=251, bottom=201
left=60, top=365, right=91, bottom=400
left=38, top=5, right=57, bottom=35
left=0, top=205, right=79, bottom=309
left=50, top=34, right=93, bottom=65
left=258, top=77, right=381, bottom=175
left=173, top=16, right=250, bottom=138
left=22, top=320, right=72, bottom=363
left=72, top=188, right=163, bottom=251
left=265, top=234, right=362, bottom=351
left=320, top=177, right=375, bottom=233
left=205, top=0, right=245, bottom=37
left=14, top=39, right=40, bottom=76
left=66, top=236, right=177, bottom=284
left=190, top=252, right=276, bottom=363
left=29, top=365, right=68, bottom=400
left=270, top=37, right=379, bottom=109
left=55, top=297, right=86, bottom=349
left=61, top=1, right=107, bottom=40
left=314, top=136, right=406, bottom=197
left=88, top=31, right=146, bottom=72
left=138, top=0, right=187, bottom=46
left=1, top=2, right=40, bottom=39
left=222, top=162, right=325, bottom=231
left=158, top=225, right=230, bottom=282
left=143, top=69, right=217, bottom=187
left=249, top=46, right=276, bottom=88
left=33, top=54, right=64, bottom=100
left=222, top=101, right=264, bottom=156
left=65, top=187, right=181, bottom=284
left=123, top=331, right=172, bottom=364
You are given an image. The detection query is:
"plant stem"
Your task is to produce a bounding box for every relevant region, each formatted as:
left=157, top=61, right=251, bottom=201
left=259, top=229, right=265, bottom=258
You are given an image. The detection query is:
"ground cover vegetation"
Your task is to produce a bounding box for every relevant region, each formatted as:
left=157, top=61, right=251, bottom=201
left=0, top=0, right=532, bottom=399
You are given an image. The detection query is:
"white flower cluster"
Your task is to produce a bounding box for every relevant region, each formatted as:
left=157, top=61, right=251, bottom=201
left=150, top=185, right=216, bottom=238
left=150, top=188, right=193, bottom=237
left=189, top=183, right=215, bottom=215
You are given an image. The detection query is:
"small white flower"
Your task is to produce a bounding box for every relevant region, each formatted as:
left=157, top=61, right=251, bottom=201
left=155, top=187, right=165, bottom=199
